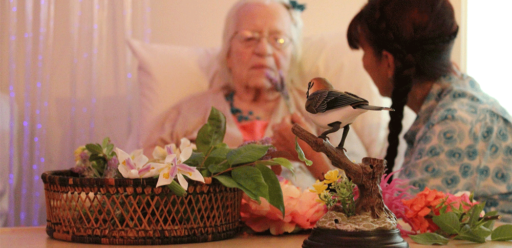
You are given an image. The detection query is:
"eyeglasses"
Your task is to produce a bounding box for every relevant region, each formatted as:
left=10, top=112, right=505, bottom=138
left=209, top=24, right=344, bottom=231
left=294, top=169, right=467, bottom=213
left=232, top=30, right=292, bottom=50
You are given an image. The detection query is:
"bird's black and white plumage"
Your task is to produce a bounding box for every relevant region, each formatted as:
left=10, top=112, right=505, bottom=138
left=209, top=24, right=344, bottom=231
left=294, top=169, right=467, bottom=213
left=305, top=77, right=393, bottom=150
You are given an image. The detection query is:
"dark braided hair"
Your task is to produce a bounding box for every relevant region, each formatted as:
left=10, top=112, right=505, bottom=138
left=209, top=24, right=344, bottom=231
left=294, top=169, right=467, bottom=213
left=347, top=0, right=459, bottom=177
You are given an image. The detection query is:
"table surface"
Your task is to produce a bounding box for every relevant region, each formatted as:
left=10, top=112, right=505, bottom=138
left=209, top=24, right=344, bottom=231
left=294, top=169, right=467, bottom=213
left=1, top=226, right=511, bottom=248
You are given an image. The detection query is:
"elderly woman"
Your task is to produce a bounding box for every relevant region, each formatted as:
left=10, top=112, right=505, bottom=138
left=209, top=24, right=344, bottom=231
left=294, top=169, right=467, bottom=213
left=347, top=0, right=512, bottom=220
left=143, top=0, right=369, bottom=189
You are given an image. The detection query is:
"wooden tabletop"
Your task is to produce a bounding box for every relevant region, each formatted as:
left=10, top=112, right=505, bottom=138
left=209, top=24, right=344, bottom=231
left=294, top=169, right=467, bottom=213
left=1, top=226, right=511, bottom=247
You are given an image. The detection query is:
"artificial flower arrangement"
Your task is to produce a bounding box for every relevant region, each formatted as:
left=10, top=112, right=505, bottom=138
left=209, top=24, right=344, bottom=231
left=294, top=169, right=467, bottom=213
left=310, top=168, right=512, bottom=245
left=71, top=107, right=294, bottom=216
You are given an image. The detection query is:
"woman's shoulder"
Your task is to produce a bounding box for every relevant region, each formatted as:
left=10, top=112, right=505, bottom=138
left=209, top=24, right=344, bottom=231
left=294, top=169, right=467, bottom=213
left=432, top=73, right=512, bottom=124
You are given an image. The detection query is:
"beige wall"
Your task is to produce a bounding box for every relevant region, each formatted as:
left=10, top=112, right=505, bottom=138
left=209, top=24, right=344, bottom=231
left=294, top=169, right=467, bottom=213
left=147, top=0, right=465, bottom=71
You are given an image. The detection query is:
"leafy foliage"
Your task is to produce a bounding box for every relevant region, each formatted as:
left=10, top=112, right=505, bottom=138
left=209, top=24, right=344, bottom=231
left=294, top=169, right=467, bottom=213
left=184, top=107, right=290, bottom=217
left=409, top=201, right=512, bottom=245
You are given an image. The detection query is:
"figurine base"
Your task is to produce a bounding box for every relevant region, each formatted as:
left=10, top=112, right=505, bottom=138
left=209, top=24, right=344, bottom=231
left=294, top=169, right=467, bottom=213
left=302, top=228, right=409, bottom=248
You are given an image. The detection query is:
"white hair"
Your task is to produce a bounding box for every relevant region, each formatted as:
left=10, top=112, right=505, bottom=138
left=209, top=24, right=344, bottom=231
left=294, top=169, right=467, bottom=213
left=215, top=0, right=304, bottom=89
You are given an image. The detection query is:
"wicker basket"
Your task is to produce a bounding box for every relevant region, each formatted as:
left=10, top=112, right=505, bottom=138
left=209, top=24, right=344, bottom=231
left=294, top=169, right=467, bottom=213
left=41, top=170, right=243, bottom=245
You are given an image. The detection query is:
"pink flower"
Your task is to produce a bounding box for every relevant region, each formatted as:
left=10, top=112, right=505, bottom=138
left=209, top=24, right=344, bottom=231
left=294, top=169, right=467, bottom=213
left=380, top=171, right=416, bottom=236
left=445, top=192, right=477, bottom=212
left=241, top=180, right=327, bottom=235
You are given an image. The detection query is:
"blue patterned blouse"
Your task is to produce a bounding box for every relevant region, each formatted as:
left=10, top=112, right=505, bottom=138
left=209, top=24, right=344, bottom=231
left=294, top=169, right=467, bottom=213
left=398, top=70, right=512, bottom=221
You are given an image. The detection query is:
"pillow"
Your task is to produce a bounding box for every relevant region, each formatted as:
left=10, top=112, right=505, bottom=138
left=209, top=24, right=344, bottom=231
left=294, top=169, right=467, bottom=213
left=127, top=33, right=415, bottom=162
left=126, top=39, right=218, bottom=149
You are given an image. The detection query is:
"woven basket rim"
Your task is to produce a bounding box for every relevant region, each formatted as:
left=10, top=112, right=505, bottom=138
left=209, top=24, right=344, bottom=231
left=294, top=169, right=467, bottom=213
left=41, top=169, right=213, bottom=188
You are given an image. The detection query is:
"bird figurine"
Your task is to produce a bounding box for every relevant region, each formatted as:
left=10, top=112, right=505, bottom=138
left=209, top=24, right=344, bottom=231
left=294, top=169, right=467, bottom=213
left=305, top=77, right=394, bottom=150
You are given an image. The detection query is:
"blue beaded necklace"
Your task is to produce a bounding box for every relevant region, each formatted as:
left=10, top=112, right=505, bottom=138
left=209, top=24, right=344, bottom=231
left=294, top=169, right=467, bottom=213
left=225, top=91, right=261, bottom=122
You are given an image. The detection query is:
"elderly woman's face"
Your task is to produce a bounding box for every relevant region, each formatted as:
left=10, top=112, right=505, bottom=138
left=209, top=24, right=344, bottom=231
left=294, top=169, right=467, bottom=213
left=227, top=2, right=293, bottom=90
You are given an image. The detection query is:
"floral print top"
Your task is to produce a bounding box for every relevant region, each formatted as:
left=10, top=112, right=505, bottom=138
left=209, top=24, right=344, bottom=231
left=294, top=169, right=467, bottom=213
left=398, top=70, right=512, bottom=221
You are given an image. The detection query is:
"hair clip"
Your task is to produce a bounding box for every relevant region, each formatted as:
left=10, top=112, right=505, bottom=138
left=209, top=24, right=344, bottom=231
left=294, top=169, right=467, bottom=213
left=289, top=0, right=306, bottom=12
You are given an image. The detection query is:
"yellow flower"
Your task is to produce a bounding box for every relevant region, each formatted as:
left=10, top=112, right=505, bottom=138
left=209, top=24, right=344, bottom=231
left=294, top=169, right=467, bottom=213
left=310, top=180, right=328, bottom=194
left=324, top=169, right=341, bottom=184
left=74, top=146, right=86, bottom=162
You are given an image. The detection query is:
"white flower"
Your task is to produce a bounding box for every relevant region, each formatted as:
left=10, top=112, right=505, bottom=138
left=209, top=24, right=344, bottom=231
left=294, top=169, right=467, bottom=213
left=116, top=148, right=162, bottom=178
left=151, top=139, right=204, bottom=190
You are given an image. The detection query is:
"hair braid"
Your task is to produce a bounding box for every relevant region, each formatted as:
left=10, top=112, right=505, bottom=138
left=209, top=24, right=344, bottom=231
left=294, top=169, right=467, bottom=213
left=385, top=54, right=415, bottom=176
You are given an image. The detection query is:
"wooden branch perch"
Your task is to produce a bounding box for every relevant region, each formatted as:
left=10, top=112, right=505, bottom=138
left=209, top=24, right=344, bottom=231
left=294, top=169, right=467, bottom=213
left=292, top=124, right=393, bottom=219
left=291, top=124, right=363, bottom=184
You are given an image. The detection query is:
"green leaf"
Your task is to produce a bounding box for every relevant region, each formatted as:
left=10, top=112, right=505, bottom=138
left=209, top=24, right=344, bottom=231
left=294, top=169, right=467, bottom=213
left=468, top=202, right=485, bottom=226
left=206, top=107, right=226, bottom=145
left=227, top=144, right=270, bottom=166
left=166, top=180, right=187, bottom=196
left=254, top=160, right=280, bottom=166
left=455, top=224, right=487, bottom=243
left=89, top=153, right=102, bottom=162
left=271, top=157, right=294, bottom=172
left=295, top=137, right=312, bottom=166
left=200, top=169, right=210, bottom=178
left=183, top=151, right=205, bottom=167
left=256, top=164, right=284, bottom=217
left=232, top=166, right=268, bottom=202
left=254, top=158, right=294, bottom=174
left=106, top=143, right=114, bottom=155
left=433, top=212, right=461, bottom=235
left=409, top=233, right=449, bottom=245
left=208, top=162, right=230, bottom=174
left=196, top=107, right=226, bottom=152
left=440, top=204, right=448, bottom=215
left=196, top=123, right=212, bottom=153
left=205, top=143, right=231, bottom=167
left=86, top=144, right=103, bottom=154
left=491, top=224, right=512, bottom=241
left=474, top=225, right=492, bottom=239
left=213, top=174, right=258, bottom=200
left=483, top=220, right=495, bottom=230
left=102, top=137, right=110, bottom=148
left=481, top=210, right=498, bottom=230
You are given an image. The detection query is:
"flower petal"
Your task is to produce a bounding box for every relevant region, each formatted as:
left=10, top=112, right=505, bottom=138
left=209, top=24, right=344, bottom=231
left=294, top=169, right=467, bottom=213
left=138, top=163, right=152, bottom=177
left=118, top=163, right=131, bottom=178
left=184, top=168, right=205, bottom=183
left=115, top=148, right=130, bottom=164
left=133, top=154, right=149, bottom=169
left=130, top=149, right=144, bottom=158
left=152, top=146, right=167, bottom=161
left=169, top=164, right=178, bottom=178
left=179, top=138, right=191, bottom=150
left=177, top=163, right=196, bottom=173
left=177, top=173, right=188, bottom=190
left=156, top=168, right=173, bottom=187
left=180, top=146, right=193, bottom=161
left=165, top=144, right=177, bottom=155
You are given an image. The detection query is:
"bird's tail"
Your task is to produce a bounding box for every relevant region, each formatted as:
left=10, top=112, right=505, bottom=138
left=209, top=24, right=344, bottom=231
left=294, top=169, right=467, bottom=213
left=356, top=105, right=394, bottom=111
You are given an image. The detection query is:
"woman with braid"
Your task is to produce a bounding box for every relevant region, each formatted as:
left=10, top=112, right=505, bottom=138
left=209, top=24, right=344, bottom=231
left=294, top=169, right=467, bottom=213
left=347, top=0, right=512, bottom=221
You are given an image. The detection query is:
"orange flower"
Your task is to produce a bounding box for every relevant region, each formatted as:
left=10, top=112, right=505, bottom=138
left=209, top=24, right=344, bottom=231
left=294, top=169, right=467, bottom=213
left=402, top=187, right=446, bottom=233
